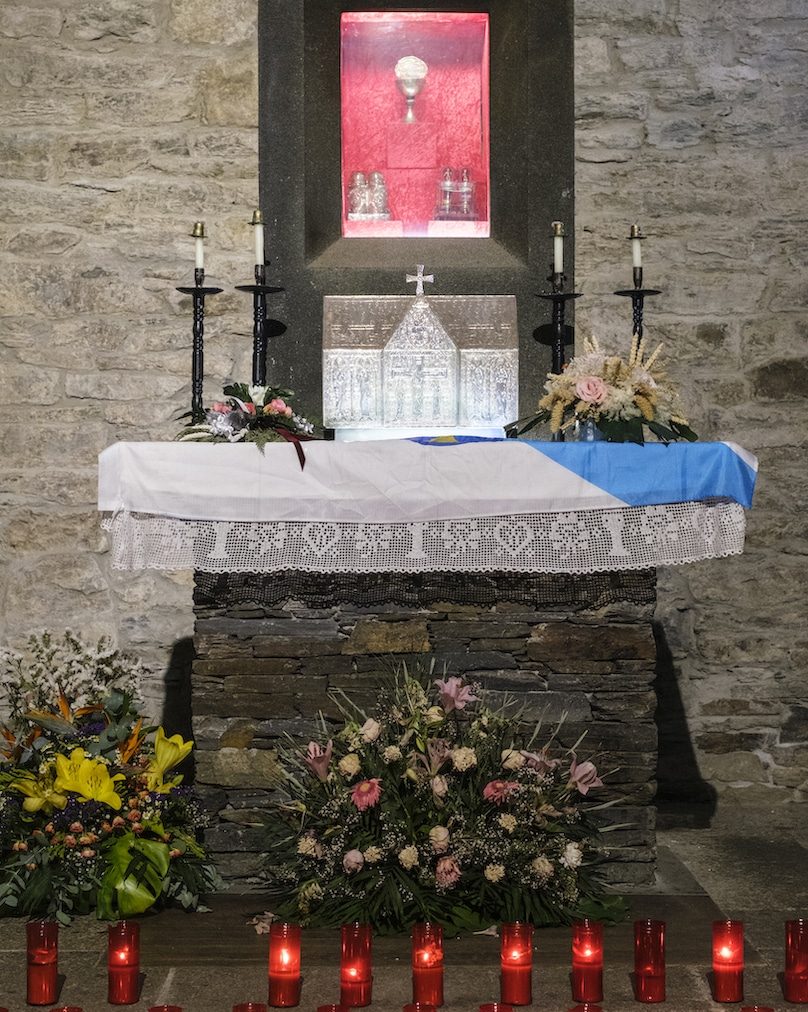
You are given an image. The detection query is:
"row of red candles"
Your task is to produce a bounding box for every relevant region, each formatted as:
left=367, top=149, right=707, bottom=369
left=19, top=916, right=808, bottom=1008
left=270, top=918, right=808, bottom=1008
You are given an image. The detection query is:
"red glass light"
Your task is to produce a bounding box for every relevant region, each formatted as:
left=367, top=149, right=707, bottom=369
left=500, top=922, right=533, bottom=1006
left=712, top=919, right=744, bottom=1003
left=412, top=922, right=444, bottom=1007
left=340, top=922, right=373, bottom=1007
left=633, top=919, right=666, bottom=1003
left=786, top=918, right=808, bottom=1003
left=268, top=922, right=302, bottom=1008
left=316, top=1006, right=349, bottom=1012
left=403, top=1004, right=436, bottom=1012
left=571, top=919, right=604, bottom=1003
left=108, top=920, right=140, bottom=1005
left=26, top=919, right=58, bottom=1006
left=234, top=1005, right=269, bottom=1012
left=481, top=1004, right=513, bottom=1012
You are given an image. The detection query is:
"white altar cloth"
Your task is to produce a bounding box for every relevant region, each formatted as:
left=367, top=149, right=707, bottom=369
left=98, top=440, right=757, bottom=575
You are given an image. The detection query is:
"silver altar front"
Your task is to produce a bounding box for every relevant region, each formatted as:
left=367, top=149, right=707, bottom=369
left=322, top=291, right=518, bottom=440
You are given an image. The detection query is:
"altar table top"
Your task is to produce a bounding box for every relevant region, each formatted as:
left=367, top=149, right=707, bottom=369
left=97, top=440, right=757, bottom=575
left=98, top=439, right=756, bottom=523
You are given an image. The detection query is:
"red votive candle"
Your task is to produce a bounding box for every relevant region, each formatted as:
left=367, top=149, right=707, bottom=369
left=26, top=919, right=58, bottom=1006
left=572, top=919, right=603, bottom=1003
left=412, top=922, right=444, bottom=1007
left=108, top=920, right=140, bottom=1005
left=268, top=922, right=302, bottom=1007
left=481, top=1004, right=513, bottom=1012
left=403, top=1004, right=436, bottom=1012
left=786, top=918, right=808, bottom=1002
left=235, top=1005, right=269, bottom=1012
left=500, top=922, right=533, bottom=1005
left=712, top=919, right=744, bottom=1002
left=340, top=921, right=373, bottom=1006
left=634, top=918, right=665, bottom=1002
left=316, top=1006, right=349, bottom=1012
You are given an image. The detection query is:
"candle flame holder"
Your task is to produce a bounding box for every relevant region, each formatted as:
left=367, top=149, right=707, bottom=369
left=235, top=263, right=284, bottom=387
left=176, top=270, right=223, bottom=423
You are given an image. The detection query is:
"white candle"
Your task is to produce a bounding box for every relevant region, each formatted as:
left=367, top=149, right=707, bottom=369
left=192, top=222, right=205, bottom=269
left=631, top=224, right=643, bottom=268
left=252, top=209, right=264, bottom=266
left=552, top=220, right=564, bottom=274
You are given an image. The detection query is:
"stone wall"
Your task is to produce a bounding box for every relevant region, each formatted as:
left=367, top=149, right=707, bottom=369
left=0, top=1, right=806, bottom=806
left=192, top=570, right=659, bottom=890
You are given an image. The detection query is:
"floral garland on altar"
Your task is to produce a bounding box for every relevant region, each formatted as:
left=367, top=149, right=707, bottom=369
left=176, top=382, right=317, bottom=450
left=509, top=334, right=697, bottom=444
left=260, top=666, right=626, bottom=934
left=0, top=632, right=222, bottom=925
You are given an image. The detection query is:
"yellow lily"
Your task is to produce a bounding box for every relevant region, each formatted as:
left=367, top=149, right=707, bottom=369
left=10, top=771, right=68, bottom=813
left=54, top=747, right=125, bottom=810
left=145, top=728, right=194, bottom=791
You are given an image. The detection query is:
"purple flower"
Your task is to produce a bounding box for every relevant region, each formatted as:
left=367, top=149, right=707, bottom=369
left=521, top=749, right=562, bottom=776
left=434, top=676, right=478, bottom=714
left=568, top=758, right=603, bottom=795
left=303, top=740, right=332, bottom=782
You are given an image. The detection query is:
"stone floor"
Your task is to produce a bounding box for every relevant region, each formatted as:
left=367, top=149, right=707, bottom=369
left=0, top=804, right=806, bottom=1012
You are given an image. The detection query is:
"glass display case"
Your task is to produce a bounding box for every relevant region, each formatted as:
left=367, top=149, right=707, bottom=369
left=340, top=12, right=490, bottom=238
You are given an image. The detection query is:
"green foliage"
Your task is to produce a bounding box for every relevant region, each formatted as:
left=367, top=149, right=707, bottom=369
left=0, top=631, right=222, bottom=925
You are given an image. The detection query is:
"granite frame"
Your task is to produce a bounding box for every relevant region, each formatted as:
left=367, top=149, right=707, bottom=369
left=257, top=0, right=574, bottom=418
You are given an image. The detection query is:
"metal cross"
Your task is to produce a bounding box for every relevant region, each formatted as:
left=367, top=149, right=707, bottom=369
left=405, top=264, right=434, bottom=296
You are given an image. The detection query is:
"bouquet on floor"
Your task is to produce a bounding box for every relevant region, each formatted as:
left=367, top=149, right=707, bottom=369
left=510, top=334, right=697, bottom=444
left=0, top=631, right=222, bottom=925
left=261, top=664, right=625, bottom=934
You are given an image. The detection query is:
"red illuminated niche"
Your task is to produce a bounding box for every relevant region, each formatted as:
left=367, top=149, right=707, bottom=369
left=341, top=11, right=490, bottom=238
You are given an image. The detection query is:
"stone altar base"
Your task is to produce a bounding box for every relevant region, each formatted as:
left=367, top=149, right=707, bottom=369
left=191, top=569, right=659, bottom=892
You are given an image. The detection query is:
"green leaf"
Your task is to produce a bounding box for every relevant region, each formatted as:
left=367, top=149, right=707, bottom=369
left=97, top=834, right=171, bottom=919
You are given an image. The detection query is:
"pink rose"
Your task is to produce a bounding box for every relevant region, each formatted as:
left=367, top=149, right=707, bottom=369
left=482, top=779, right=520, bottom=805
left=435, top=854, right=461, bottom=887
left=304, top=740, right=332, bottom=782
left=211, top=401, right=232, bottom=414
left=575, top=376, right=608, bottom=404
left=434, top=676, right=479, bottom=714
left=343, top=849, right=365, bottom=873
left=351, top=777, right=383, bottom=811
left=568, top=758, right=603, bottom=795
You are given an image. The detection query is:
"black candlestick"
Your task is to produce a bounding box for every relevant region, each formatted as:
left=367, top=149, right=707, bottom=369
left=614, top=268, right=661, bottom=338
left=176, top=270, right=223, bottom=423
left=538, top=270, right=582, bottom=374
left=235, top=264, right=283, bottom=386
left=536, top=270, right=582, bottom=442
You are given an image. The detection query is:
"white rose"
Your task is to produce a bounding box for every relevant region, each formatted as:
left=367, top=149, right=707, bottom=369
left=361, top=717, right=381, bottom=742
left=338, top=753, right=362, bottom=777
left=429, top=826, right=450, bottom=853
left=501, top=749, right=525, bottom=771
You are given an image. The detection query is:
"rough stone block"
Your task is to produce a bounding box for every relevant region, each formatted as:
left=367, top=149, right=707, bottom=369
left=342, top=619, right=430, bottom=655
left=194, top=747, right=283, bottom=790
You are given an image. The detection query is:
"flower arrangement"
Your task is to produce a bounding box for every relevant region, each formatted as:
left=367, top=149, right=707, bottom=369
left=510, top=334, right=697, bottom=444
left=0, top=632, right=222, bottom=925
left=177, top=382, right=317, bottom=448
left=260, top=666, right=626, bottom=934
